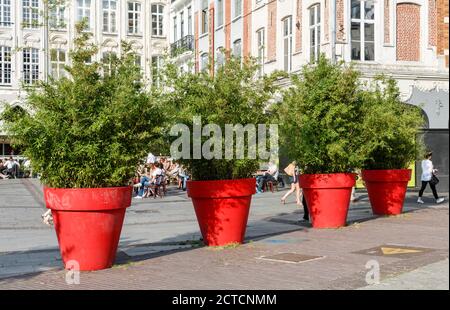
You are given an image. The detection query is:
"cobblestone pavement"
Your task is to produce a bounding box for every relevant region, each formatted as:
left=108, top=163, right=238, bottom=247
left=0, top=179, right=448, bottom=289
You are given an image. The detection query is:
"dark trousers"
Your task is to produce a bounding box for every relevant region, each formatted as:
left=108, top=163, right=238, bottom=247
left=302, top=195, right=309, bottom=220
left=419, top=181, right=439, bottom=199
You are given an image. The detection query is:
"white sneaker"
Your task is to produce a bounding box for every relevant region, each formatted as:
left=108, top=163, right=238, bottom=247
left=417, top=197, right=424, bottom=204
left=134, top=195, right=143, bottom=199
left=436, top=198, right=445, bottom=204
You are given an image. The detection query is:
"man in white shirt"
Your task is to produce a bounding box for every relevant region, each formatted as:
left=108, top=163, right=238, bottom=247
left=256, top=162, right=278, bottom=193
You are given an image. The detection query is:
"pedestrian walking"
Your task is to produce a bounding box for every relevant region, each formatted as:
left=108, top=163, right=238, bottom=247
left=281, top=161, right=301, bottom=205
left=418, top=151, right=445, bottom=204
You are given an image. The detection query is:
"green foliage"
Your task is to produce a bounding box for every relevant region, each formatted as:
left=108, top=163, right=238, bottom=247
left=359, top=76, right=425, bottom=170
left=1, top=22, right=165, bottom=188
left=164, top=57, right=283, bottom=181
left=276, top=55, right=366, bottom=174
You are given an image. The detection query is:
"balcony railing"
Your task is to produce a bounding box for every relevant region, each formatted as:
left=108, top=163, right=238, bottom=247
left=170, top=35, right=194, bottom=57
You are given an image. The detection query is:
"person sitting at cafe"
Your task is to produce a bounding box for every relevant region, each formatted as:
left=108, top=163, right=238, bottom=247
left=256, top=162, right=278, bottom=193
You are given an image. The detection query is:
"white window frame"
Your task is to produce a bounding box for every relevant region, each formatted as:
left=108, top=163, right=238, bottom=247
left=0, top=45, right=12, bottom=85
left=234, top=0, right=242, bottom=19
left=152, top=55, right=162, bottom=86
left=233, top=39, right=242, bottom=58
left=128, top=1, right=141, bottom=35
left=350, top=0, right=375, bottom=61
left=217, top=0, right=224, bottom=27
left=0, top=0, right=12, bottom=27
left=49, top=3, right=66, bottom=29
left=152, top=4, right=164, bottom=37
left=187, top=6, right=192, bottom=36
left=77, top=0, right=91, bottom=29
left=173, top=16, right=177, bottom=41
left=256, top=28, right=265, bottom=76
left=283, top=16, right=293, bottom=72
left=309, top=4, right=321, bottom=63
left=180, top=11, right=185, bottom=38
left=102, top=0, right=117, bottom=33
left=215, top=47, right=224, bottom=71
left=200, top=52, right=209, bottom=71
left=51, top=48, right=66, bottom=79
left=23, top=47, right=39, bottom=85
left=201, top=0, right=208, bottom=34
left=23, top=0, right=39, bottom=29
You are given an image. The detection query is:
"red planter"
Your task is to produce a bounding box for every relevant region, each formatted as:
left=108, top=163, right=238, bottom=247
left=362, top=169, right=411, bottom=215
left=44, top=186, right=132, bottom=271
left=300, top=173, right=356, bottom=228
left=187, top=178, right=256, bottom=246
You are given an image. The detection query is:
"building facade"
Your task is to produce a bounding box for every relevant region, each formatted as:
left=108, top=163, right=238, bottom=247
left=169, top=0, right=449, bottom=187
left=0, top=0, right=170, bottom=155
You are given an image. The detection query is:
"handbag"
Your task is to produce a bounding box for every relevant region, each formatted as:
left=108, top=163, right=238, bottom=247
left=430, top=174, right=440, bottom=186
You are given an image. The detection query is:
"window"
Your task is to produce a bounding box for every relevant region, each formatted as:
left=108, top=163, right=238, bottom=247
left=200, top=53, right=209, bottom=71
left=0, top=0, right=12, bottom=27
left=309, top=4, right=321, bottom=63
left=134, top=54, right=141, bottom=68
left=102, top=0, right=117, bottom=33
left=256, top=28, right=265, bottom=76
left=233, top=39, right=242, bottom=58
left=201, top=0, right=208, bottom=34
left=50, top=49, right=66, bottom=79
left=152, top=55, right=162, bottom=86
left=23, top=0, right=39, bottom=29
left=180, top=12, right=185, bottom=38
left=351, top=0, right=375, bottom=61
left=234, top=0, right=242, bottom=18
left=128, top=1, right=141, bottom=35
left=216, top=47, right=224, bottom=71
left=49, top=3, right=65, bottom=29
left=102, top=51, right=117, bottom=73
left=0, top=46, right=12, bottom=85
left=77, top=0, right=91, bottom=29
left=173, top=16, right=177, bottom=41
left=23, top=47, right=39, bottom=84
left=217, top=0, right=224, bottom=27
left=152, top=4, right=164, bottom=36
left=187, top=6, right=192, bottom=35
left=283, top=16, right=293, bottom=72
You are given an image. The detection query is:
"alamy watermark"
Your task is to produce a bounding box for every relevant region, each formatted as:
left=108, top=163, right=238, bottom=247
left=169, top=116, right=279, bottom=161
left=65, top=260, right=80, bottom=285
left=365, top=259, right=380, bottom=285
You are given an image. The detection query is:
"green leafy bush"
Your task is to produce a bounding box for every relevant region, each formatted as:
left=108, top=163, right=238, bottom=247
left=1, top=23, right=165, bottom=188
left=359, top=76, right=425, bottom=170
left=164, top=57, right=282, bottom=181
left=277, top=55, right=366, bottom=174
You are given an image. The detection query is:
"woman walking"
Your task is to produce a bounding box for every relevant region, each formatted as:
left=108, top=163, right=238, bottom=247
left=281, top=161, right=301, bottom=206
left=418, top=151, right=445, bottom=204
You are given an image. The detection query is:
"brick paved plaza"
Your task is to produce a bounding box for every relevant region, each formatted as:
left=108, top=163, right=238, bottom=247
left=0, top=179, right=448, bottom=290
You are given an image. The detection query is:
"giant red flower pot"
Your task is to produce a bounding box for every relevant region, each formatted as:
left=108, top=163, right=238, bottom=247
left=187, top=178, right=256, bottom=246
left=362, top=169, right=411, bottom=216
left=44, top=186, right=132, bottom=271
left=300, top=173, right=356, bottom=228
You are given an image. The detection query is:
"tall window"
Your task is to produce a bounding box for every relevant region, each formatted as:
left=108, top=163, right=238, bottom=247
left=152, top=4, right=164, bottom=36
left=173, top=16, right=177, bottom=41
left=152, top=55, right=162, bottom=86
left=23, top=0, right=39, bottom=29
left=23, top=47, right=39, bottom=84
left=201, top=0, right=208, bottom=34
left=0, top=46, right=12, bottom=85
left=234, top=0, right=242, bottom=18
left=134, top=54, right=141, bottom=69
left=51, top=49, right=66, bottom=79
left=256, top=28, right=265, bottom=76
left=216, top=47, right=224, bottom=71
left=233, top=39, right=242, bottom=58
left=128, top=1, right=141, bottom=35
left=77, top=0, right=91, bottom=29
left=200, top=52, right=209, bottom=71
left=351, top=0, right=375, bottom=61
left=309, top=4, right=321, bottom=63
left=187, top=6, right=192, bottom=35
left=49, top=3, right=65, bottom=29
left=0, top=0, right=12, bottom=27
left=283, top=16, right=293, bottom=72
left=180, top=11, right=185, bottom=38
left=103, top=0, right=117, bottom=33
left=217, top=0, right=224, bottom=27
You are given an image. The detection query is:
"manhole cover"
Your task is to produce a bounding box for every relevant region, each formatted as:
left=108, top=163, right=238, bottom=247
left=258, top=253, right=323, bottom=264
left=353, top=245, right=434, bottom=258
